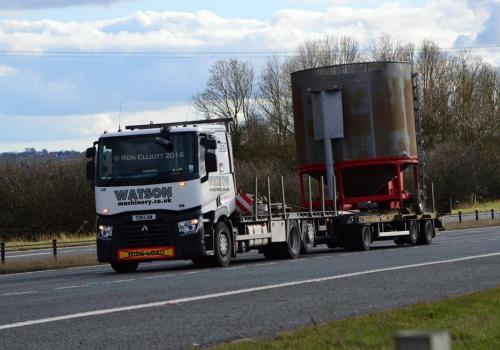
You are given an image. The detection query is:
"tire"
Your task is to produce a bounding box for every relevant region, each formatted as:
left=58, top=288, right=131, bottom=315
left=110, top=261, right=139, bottom=273
left=394, top=237, right=406, bottom=246
left=300, top=221, right=315, bottom=253
left=419, top=220, right=434, bottom=245
left=213, top=222, right=232, bottom=267
left=281, top=220, right=301, bottom=259
left=354, top=225, right=371, bottom=251
left=263, top=244, right=280, bottom=260
left=406, top=220, right=419, bottom=245
left=326, top=241, right=338, bottom=249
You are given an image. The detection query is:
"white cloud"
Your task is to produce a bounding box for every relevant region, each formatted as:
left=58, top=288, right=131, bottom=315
left=0, top=1, right=494, bottom=54
left=0, top=64, right=16, bottom=77
left=0, top=104, right=203, bottom=152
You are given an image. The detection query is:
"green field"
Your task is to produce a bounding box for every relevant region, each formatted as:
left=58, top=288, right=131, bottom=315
left=2, top=233, right=95, bottom=252
left=452, top=200, right=500, bottom=214
left=213, top=287, right=500, bottom=350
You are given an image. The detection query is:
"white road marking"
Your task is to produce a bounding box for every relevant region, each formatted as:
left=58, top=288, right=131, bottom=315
left=104, top=279, right=135, bottom=284
left=223, top=266, right=246, bottom=271
left=2, top=291, right=38, bottom=296
left=0, top=264, right=107, bottom=278
left=1, top=251, right=499, bottom=330
left=253, top=262, right=276, bottom=266
left=8, top=252, right=51, bottom=258
left=54, top=283, right=97, bottom=290
left=142, top=274, right=175, bottom=280
left=313, top=255, right=334, bottom=260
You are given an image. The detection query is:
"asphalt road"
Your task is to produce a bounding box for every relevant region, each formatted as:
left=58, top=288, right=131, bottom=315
left=1, top=226, right=499, bottom=350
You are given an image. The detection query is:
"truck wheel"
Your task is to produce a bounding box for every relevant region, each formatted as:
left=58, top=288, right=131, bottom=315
left=355, top=225, right=371, bottom=251
left=406, top=221, right=419, bottom=245
left=326, top=241, right=338, bottom=249
left=394, top=237, right=406, bottom=246
left=110, top=262, right=139, bottom=273
left=419, top=220, right=434, bottom=245
left=213, top=222, right=232, bottom=267
left=282, top=220, right=301, bottom=259
left=300, top=222, right=315, bottom=253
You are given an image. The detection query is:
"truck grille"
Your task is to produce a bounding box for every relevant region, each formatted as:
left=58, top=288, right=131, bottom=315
left=119, top=223, right=172, bottom=248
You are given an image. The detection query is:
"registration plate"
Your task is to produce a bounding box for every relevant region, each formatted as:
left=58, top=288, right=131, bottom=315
left=117, top=246, right=175, bottom=261
left=132, top=214, right=156, bottom=222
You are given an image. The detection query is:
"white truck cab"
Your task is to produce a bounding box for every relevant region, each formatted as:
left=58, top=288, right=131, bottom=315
left=86, top=119, right=237, bottom=272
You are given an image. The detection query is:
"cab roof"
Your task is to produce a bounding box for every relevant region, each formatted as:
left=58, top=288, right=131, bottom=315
left=99, top=124, right=227, bottom=139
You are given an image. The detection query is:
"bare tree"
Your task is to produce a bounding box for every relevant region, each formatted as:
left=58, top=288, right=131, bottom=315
left=258, top=57, right=294, bottom=145
left=416, top=40, right=453, bottom=147
left=289, top=35, right=361, bottom=71
left=370, top=33, right=415, bottom=63
left=193, top=58, right=255, bottom=135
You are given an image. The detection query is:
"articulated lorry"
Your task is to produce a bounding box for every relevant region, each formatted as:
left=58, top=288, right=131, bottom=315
left=86, top=61, right=442, bottom=273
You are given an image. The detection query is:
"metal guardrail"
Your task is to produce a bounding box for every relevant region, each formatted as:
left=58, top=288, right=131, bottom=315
left=443, top=209, right=498, bottom=223
left=0, top=239, right=95, bottom=264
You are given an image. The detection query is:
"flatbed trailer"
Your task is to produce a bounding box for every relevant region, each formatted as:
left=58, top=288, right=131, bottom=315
left=229, top=176, right=441, bottom=259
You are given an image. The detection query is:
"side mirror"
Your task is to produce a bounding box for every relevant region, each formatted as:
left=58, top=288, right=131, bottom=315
left=205, top=152, right=217, bottom=173
left=86, top=160, right=95, bottom=187
left=86, top=147, right=96, bottom=158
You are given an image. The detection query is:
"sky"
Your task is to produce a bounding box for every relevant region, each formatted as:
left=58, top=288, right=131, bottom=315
left=0, top=0, right=498, bottom=152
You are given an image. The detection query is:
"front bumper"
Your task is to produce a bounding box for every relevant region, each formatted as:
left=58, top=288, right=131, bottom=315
left=96, top=208, right=205, bottom=263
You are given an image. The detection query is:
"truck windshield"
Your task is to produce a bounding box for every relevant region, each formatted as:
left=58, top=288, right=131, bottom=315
left=97, top=132, right=197, bottom=186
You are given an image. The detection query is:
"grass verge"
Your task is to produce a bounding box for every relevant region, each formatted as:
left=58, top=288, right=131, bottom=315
left=451, top=200, right=500, bottom=214
left=0, top=253, right=101, bottom=275
left=3, top=233, right=95, bottom=252
left=212, top=286, right=500, bottom=350
left=444, top=219, right=500, bottom=231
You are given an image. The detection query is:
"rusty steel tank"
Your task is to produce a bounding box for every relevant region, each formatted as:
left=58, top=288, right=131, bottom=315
left=292, top=61, right=417, bottom=164
left=292, top=62, right=419, bottom=209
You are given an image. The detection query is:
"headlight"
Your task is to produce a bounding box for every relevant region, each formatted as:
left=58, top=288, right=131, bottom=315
left=98, top=225, right=113, bottom=239
left=178, top=217, right=202, bottom=236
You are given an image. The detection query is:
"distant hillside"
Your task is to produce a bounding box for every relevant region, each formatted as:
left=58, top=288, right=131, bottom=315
left=0, top=148, right=82, bottom=160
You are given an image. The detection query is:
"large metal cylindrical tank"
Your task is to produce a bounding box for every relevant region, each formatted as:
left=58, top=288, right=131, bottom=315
left=292, top=62, right=417, bottom=166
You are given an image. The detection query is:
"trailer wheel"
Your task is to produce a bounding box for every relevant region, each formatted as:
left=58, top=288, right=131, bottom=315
left=300, top=222, right=315, bottom=253
left=110, top=262, right=139, bottom=273
left=282, top=220, right=301, bottom=259
left=394, top=237, right=406, bottom=246
left=213, top=222, right=232, bottom=267
left=354, top=225, right=371, bottom=251
left=406, top=221, right=419, bottom=245
left=418, top=220, right=434, bottom=245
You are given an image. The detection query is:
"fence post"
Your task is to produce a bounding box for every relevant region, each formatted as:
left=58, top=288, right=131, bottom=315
left=1, top=242, right=5, bottom=264
left=492, top=209, right=495, bottom=220
left=431, top=182, right=436, bottom=213
left=458, top=211, right=462, bottom=223
left=475, top=210, right=479, bottom=221
left=254, top=177, right=258, bottom=221
left=52, top=239, right=57, bottom=260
